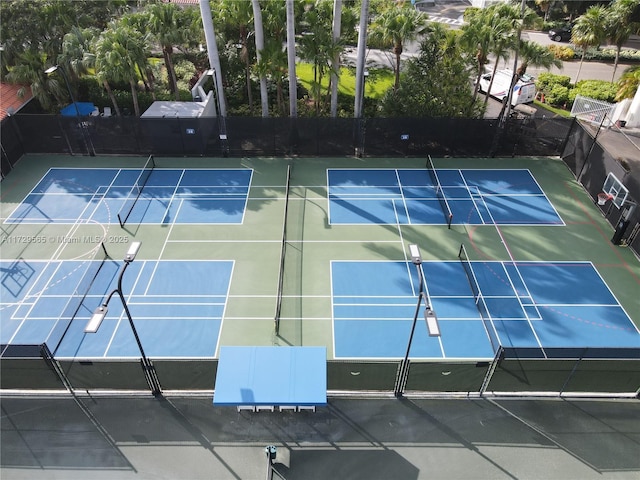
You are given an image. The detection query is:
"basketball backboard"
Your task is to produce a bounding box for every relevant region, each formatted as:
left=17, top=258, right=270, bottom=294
left=602, top=172, right=629, bottom=209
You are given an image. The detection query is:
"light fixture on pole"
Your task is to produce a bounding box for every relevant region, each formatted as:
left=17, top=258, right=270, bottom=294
left=45, top=65, right=95, bottom=156
left=84, top=242, right=161, bottom=395
left=424, top=307, right=440, bottom=337
left=86, top=304, right=108, bottom=334
left=395, top=244, right=440, bottom=397
left=409, top=243, right=422, bottom=265
left=45, top=65, right=81, bottom=117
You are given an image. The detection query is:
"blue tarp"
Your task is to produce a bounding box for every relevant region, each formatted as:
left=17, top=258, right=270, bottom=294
left=60, top=102, right=95, bottom=117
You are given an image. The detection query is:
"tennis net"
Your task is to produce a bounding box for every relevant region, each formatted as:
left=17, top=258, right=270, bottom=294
left=426, top=155, right=453, bottom=229
left=117, top=155, right=156, bottom=227
left=50, top=243, right=112, bottom=355
left=274, top=164, right=292, bottom=334
left=458, top=243, right=499, bottom=352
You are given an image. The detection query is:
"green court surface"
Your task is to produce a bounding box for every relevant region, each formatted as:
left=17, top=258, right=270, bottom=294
left=2, top=154, right=639, bottom=393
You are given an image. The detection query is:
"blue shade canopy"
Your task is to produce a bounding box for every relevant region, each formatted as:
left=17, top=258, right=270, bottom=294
left=60, top=102, right=95, bottom=117
left=213, top=346, right=327, bottom=406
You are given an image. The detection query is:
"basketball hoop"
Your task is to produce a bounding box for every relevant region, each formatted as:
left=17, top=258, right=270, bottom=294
left=597, top=192, right=613, bottom=205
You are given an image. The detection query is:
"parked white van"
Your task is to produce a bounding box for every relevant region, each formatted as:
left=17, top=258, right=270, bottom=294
left=478, top=70, right=536, bottom=106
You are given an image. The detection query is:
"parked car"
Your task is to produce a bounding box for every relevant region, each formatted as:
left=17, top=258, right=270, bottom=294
left=548, top=25, right=573, bottom=42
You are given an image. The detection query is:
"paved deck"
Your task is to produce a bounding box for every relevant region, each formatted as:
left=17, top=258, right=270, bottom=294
left=2, top=394, right=639, bottom=480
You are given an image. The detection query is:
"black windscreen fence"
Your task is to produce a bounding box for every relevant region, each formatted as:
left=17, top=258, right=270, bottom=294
left=1, top=114, right=574, bottom=164
left=561, top=121, right=640, bottom=258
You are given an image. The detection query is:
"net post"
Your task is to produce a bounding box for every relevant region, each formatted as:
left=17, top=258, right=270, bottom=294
left=116, top=155, right=156, bottom=228
left=426, top=155, right=454, bottom=228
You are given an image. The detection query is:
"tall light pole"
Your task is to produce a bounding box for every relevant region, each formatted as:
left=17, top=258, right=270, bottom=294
left=45, top=65, right=95, bottom=156
left=394, top=244, right=440, bottom=398
left=85, top=242, right=161, bottom=395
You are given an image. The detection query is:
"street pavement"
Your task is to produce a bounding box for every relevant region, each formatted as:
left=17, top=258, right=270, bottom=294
left=2, top=394, right=640, bottom=480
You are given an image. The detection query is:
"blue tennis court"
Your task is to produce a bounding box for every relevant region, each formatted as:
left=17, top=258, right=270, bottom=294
left=332, top=260, right=640, bottom=359
left=5, top=167, right=253, bottom=225
left=327, top=168, right=563, bottom=225
left=0, top=257, right=232, bottom=358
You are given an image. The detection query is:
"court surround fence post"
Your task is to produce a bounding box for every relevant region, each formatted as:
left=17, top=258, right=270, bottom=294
left=479, top=346, right=504, bottom=396
left=394, top=247, right=439, bottom=397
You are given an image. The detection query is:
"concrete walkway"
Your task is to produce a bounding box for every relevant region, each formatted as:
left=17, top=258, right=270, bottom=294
left=2, top=394, right=639, bottom=480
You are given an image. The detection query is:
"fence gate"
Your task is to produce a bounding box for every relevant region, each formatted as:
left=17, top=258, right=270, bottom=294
left=571, top=95, right=615, bottom=126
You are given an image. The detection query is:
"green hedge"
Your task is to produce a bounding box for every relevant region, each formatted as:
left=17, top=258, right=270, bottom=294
left=536, top=73, right=617, bottom=109
left=569, top=80, right=617, bottom=104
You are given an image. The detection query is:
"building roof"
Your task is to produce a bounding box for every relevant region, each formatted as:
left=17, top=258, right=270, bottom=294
left=0, top=82, right=33, bottom=121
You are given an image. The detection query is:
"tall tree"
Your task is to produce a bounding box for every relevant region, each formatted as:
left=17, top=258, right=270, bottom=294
left=380, top=24, right=483, bottom=118
left=460, top=8, right=494, bottom=101
left=256, top=0, right=289, bottom=115
left=252, top=0, right=269, bottom=117
left=94, top=21, right=150, bottom=116
left=330, top=0, right=343, bottom=118
left=7, top=51, right=62, bottom=110
left=218, top=0, right=255, bottom=113
left=606, top=0, right=640, bottom=83
left=81, top=29, right=122, bottom=116
left=58, top=26, right=97, bottom=83
left=535, top=0, right=555, bottom=22
left=298, top=0, right=343, bottom=114
left=368, top=3, right=429, bottom=91
left=483, top=2, right=536, bottom=107
left=146, top=3, right=197, bottom=100
left=516, top=40, right=562, bottom=78
left=571, top=5, right=608, bottom=83
left=615, top=65, right=640, bottom=101
left=286, top=0, right=297, bottom=117
left=354, top=0, right=370, bottom=119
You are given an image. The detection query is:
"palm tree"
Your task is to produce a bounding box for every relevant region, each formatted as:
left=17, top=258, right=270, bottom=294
left=81, top=31, right=122, bottom=116
left=58, top=26, right=97, bottom=83
left=535, top=0, right=555, bottom=23
left=146, top=3, right=195, bottom=100
left=482, top=2, right=537, bottom=107
left=606, top=0, right=640, bottom=83
left=571, top=5, right=608, bottom=82
left=368, top=4, right=429, bottom=91
left=7, top=51, right=63, bottom=111
left=286, top=0, right=297, bottom=117
left=484, top=15, right=517, bottom=107
left=299, top=1, right=344, bottom=114
left=255, top=40, right=289, bottom=115
left=354, top=0, right=370, bottom=119
left=516, top=40, right=562, bottom=78
left=252, top=0, right=269, bottom=117
left=94, top=22, right=150, bottom=117
left=615, top=65, right=640, bottom=102
left=218, top=0, right=256, bottom=113
left=330, top=0, right=343, bottom=118
left=460, top=8, right=493, bottom=101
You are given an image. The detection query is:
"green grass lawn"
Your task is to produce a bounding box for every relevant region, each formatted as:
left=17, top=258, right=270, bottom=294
left=534, top=99, right=572, bottom=118
left=297, top=62, right=393, bottom=99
